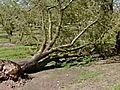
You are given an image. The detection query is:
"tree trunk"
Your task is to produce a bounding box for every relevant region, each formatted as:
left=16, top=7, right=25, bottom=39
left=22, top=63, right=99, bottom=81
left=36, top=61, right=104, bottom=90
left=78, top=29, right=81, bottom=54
left=18, top=56, right=51, bottom=73
left=115, top=31, right=120, bottom=54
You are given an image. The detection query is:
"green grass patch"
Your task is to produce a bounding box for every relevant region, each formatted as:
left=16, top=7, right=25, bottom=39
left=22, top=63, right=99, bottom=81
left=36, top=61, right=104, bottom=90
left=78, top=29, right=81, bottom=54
left=80, top=70, right=99, bottom=79
left=74, top=70, right=100, bottom=83
left=0, top=37, right=9, bottom=43
left=0, top=46, right=32, bottom=60
left=111, top=83, right=120, bottom=90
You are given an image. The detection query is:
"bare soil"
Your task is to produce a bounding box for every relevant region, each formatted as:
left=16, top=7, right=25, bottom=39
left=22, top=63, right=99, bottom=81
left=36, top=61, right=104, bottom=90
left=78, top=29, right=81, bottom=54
left=0, top=60, right=120, bottom=90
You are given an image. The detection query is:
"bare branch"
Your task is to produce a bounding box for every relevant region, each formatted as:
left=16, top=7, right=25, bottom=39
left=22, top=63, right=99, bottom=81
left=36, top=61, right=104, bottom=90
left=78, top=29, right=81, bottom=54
left=49, top=54, right=83, bottom=63
left=56, top=18, right=99, bottom=49
left=48, top=10, right=52, bottom=43
left=61, top=0, right=75, bottom=11
left=51, top=54, right=81, bottom=59
left=66, top=43, right=92, bottom=51
left=47, top=0, right=74, bottom=11
left=45, top=0, right=63, bottom=50
left=37, top=11, right=47, bottom=54
left=97, top=21, right=110, bottom=40
left=71, top=19, right=98, bottom=45
left=51, top=43, right=91, bottom=53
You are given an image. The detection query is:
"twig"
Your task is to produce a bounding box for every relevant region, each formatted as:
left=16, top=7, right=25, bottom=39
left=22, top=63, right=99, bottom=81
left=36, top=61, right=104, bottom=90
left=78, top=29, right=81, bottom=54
left=56, top=18, right=99, bottom=49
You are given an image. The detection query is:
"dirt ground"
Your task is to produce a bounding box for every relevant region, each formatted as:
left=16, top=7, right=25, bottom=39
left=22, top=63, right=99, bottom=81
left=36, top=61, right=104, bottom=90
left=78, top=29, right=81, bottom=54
left=0, top=43, right=120, bottom=90
left=0, top=62, right=120, bottom=90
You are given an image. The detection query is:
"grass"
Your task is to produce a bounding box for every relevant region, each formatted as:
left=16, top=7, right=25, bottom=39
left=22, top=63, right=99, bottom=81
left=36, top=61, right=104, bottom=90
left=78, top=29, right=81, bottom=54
left=0, top=46, right=32, bottom=60
left=0, top=37, right=9, bottom=43
left=111, top=83, right=120, bottom=90
left=79, top=70, right=100, bottom=79
left=74, top=70, right=100, bottom=83
left=0, top=34, right=32, bottom=60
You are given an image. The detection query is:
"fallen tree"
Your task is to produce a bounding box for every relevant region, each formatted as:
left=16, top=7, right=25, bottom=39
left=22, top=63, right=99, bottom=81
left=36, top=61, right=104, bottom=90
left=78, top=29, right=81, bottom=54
left=0, top=0, right=113, bottom=81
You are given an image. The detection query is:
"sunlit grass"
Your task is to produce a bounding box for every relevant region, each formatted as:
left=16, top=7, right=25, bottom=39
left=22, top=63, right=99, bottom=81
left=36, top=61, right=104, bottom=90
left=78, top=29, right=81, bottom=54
left=0, top=37, right=9, bottom=43
left=111, top=83, right=120, bottom=90
left=79, top=70, right=100, bottom=79
left=74, top=70, right=100, bottom=83
left=0, top=46, right=32, bottom=60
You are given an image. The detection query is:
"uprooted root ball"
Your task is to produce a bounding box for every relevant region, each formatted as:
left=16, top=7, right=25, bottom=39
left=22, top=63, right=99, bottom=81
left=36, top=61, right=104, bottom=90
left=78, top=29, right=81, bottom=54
left=0, top=60, right=29, bottom=82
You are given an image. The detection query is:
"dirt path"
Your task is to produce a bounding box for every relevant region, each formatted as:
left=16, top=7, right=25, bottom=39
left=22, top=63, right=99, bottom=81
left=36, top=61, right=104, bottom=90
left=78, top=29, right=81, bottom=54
left=0, top=63, right=120, bottom=90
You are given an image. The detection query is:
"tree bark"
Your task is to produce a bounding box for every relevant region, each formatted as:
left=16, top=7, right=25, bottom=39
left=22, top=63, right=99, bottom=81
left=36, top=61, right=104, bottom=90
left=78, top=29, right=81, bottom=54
left=115, top=31, right=120, bottom=54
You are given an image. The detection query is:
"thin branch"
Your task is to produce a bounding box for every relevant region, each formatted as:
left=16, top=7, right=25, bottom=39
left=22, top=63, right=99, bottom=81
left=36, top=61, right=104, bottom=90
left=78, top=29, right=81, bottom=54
left=27, top=0, right=42, bottom=12
left=48, top=10, right=52, bottom=43
left=0, top=14, right=4, bottom=26
left=67, top=43, right=92, bottom=51
left=52, top=43, right=91, bottom=52
left=71, top=20, right=97, bottom=45
left=37, top=11, right=47, bottom=54
left=61, top=0, right=75, bottom=11
left=49, top=54, right=82, bottom=63
left=47, top=0, right=75, bottom=11
left=45, top=0, right=63, bottom=50
left=56, top=18, right=99, bottom=49
left=97, top=21, right=110, bottom=40
left=47, top=1, right=65, bottom=10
